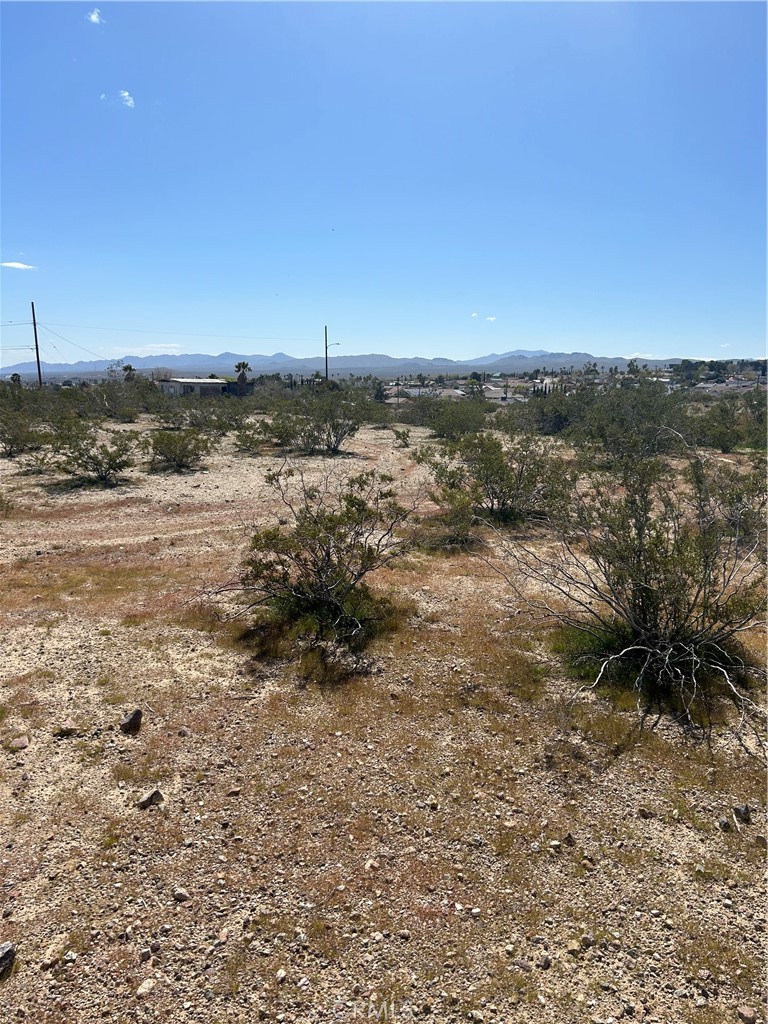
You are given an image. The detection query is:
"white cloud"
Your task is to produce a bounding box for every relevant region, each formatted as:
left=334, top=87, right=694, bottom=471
left=485, top=316, right=496, bottom=323
left=625, top=352, right=654, bottom=359
left=87, top=9, right=104, bottom=25
left=1, top=261, right=36, bottom=270
left=100, top=93, right=106, bottom=100
left=720, top=343, right=730, bottom=348
left=471, top=312, right=479, bottom=319
left=119, top=90, right=135, bottom=108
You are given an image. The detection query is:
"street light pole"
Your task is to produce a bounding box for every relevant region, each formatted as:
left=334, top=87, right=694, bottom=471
left=324, top=325, right=339, bottom=380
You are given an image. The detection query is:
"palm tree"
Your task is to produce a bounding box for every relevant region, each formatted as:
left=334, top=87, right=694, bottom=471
left=235, top=361, right=251, bottom=397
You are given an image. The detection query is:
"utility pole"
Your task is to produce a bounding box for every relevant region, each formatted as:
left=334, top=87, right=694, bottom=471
left=31, top=301, right=42, bottom=388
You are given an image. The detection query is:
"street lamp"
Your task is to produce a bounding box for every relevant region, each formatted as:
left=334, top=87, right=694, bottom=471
left=324, top=325, right=339, bottom=380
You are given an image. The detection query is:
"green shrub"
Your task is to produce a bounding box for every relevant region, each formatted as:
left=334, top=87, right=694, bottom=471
left=232, top=464, right=415, bottom=653
left=507, top=453, right=767, bottom=727
left=416, top=432, right=571, bottom=525
left=143, top=428, right=214, bottom=472
left=54, top=428, right=137, bottom=486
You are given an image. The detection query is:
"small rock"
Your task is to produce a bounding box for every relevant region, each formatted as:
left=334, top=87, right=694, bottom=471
left=717, top=817, right=731, bottom=833
left=733, top=805, right=751, bottom=825
left=0, top=942, right=16, bottom=981
left=173, top=887, right=191, bottom=903
left=470, top=907, right=481, bottom=918
left=276, top=968, right=287, bottom=984
left=178, top=726, right=191, bottom=737
left=566, top=939, right=581, bottom=956
left=226, top=787, right=241, bottom=797
left=8, top=737, right=29, bottom=752
left=139, top=948, right=151, bottom=963
left=581, top=932, right=596, bottom=948
left=755, top=835, right=767, bottom=850
left=136, top=978, right=156, bottom=999
left=537, top=954, right=552, bottom=969
left=637, top=806, right=653, bottom=820
left=54, top=720, right=79, bottom=738
left=136, top=788, right=164, bottom=810
left=398, top=930, right=411, bottom=941
left=119, top=709, right=143, bottom=735
left=737, top=1008, right=757, bottom=1024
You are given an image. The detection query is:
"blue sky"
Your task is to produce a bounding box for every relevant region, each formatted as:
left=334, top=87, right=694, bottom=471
left=1, top=1, right=765, bottom=366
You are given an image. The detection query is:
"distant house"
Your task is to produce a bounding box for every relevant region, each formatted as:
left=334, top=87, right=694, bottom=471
left=157, top=377, right=228, bottom=398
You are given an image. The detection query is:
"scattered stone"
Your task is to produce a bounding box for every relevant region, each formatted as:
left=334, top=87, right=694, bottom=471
left=136, top=978, right=156, bottom=999
left=119, top=709, right=143, bottom=735
left=426, top=795, right=439, bottom=810
left=733, top=805, right=752, bottom=825
left=8, top=737, right=29, bottom=752
left=536, top=954, right=552, bottom=970
left=717, top=817, right=731, bottom=833
left=139, top=948, right=151, bottom=963
left=566, top=939, right=581, bottom=956
left=564, top=832, right=576, bottom=847
left=398, top=930, right=411, bottom=941
left=580, top=932, right=596, bottom=948
left=226, top=787, right=242, bottom=797
left=736, top=1008, right=757, bottom=1024
left=755, top=835, right=767, bottom=850
left=0, top=942, right=16, bottom=981
left=172, top=887, right=191, bottom=903
left=470, top=907, right=481, bottom=918
left=178, top=726, right=191, bottom=737
left=276, top=968, right=287, bottom=984
left=136, top=788, right=164, bottom=810
left=53, top=720, right=79, bottom=738
left=637, top=806, right=653, bottom=820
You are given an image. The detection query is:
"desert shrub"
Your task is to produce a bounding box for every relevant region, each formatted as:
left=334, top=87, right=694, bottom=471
left=53, top=427, right=137, bottom=486
left=416, top=432, right=571, bottom=525
left=0, top=413, right=46, bottom=458
left=417, top=487, right=477, bottom=552
left=430, top=399, right=490, bottom=439
left=143, top=428, right=214, bottom=472
left=576, top=380, right=688, bottom=462
left=258, top=388, right=364, bottom=455
left=229, top=463, right=415, bottom=652
left=396, top=395, right=440, bottom=428
left=504, top=453, right=767, bottom=728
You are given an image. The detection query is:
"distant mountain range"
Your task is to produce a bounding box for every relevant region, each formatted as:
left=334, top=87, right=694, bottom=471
left=1, top=348, right=678, bottom=378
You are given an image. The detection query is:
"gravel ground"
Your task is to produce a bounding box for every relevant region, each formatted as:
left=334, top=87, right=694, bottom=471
left=0, top=423, right=765, bottom=1024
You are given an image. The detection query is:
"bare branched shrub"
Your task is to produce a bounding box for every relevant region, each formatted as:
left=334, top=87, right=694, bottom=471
left=496, top=454, right=766, bottom=732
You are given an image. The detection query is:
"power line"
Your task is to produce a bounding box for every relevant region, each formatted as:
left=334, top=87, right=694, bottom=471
left=37, top=324, right=114, bottom=362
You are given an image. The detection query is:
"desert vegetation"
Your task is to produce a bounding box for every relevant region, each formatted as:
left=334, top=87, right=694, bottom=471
left=0, top=370, right=765, bottom=1023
